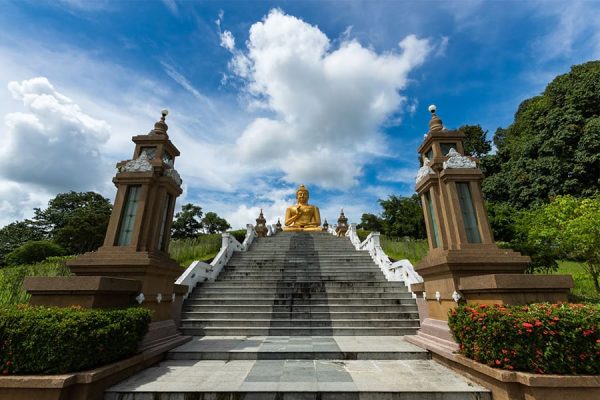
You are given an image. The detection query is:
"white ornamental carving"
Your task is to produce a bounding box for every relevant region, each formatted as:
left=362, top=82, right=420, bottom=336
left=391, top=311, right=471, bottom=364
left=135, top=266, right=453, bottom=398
left=416, top=157, right=435, bottom=184
left=135, top=293, right=145, bottom=304
left=443, top=148, right=476, bottom=169
left=123, top=152, right=153, bottom=173
left=165, top=168, right=182, bottom=186
left=452, top=290, right=462, bottom=303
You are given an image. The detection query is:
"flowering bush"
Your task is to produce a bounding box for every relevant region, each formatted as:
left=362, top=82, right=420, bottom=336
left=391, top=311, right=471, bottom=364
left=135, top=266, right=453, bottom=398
left=448, top=303, right=600, bottom=374
left=0, top=305, right=151, bottom=375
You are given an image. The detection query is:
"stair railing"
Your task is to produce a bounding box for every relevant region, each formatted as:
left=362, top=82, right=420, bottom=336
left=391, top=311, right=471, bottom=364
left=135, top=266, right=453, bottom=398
left=175, top=224, right=257, bottom=299
left=345, top=223, right=424, bottom=292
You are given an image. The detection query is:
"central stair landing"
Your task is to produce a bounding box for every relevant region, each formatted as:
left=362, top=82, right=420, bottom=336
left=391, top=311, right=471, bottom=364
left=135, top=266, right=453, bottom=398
left=106, top=232, right=489, bottom=399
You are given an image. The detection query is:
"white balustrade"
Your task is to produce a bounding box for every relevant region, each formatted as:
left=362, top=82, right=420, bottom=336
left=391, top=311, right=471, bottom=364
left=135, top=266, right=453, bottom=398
left=176, top=224, right=257, bottom=299
left=345, top=223, right=423, bottom=293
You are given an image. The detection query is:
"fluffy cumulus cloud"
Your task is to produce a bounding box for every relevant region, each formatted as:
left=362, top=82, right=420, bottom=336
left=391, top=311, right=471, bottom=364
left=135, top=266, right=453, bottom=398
left=226, top=9, right=431, bottom=189
left=0, top=77, right=112, bottom=225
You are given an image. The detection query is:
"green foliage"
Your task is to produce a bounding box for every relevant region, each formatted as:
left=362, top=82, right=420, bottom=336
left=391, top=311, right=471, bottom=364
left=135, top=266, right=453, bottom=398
left=357, top=213, right=384, bottom=232
left=0, top=305, right=151, bottom=375
left=0, top=220, right=44, bottom=266
left=201, top=212, right=231, bottom=234
left=5, top=241, right=66, bottom=266
left=482, top=61, right=600, bottom=208
left=229, top=229, right=247, bottom=243
left=33, top=191, right=112, bottom=254
left=0, top=257, right=73, bottom=306
left=356, top=229, right=371, bottom=242
left=378, top=194, right=426, bottom=239
left=171, top=203, right=203, bottom=240
left=380, top=236, right=429, bottom=265
left=449, top=303, right=600, bottom=375
left=457, top=124, right=492, bottom=158
left=169, top=234, right=222, bottom=267
left=514, top=195, right=600, bottom=289
left=552, top=260, right=600, bottom=304
left=485, top=201, right=518, bottom=243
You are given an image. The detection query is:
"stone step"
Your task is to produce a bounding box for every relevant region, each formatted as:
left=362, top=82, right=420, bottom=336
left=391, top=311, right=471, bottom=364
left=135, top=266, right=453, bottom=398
left=199, top=281, right=401, bottom=287
left=184, top=298, right=416, bottom=306
left=188, top=292, right=414, bottom=299
left=182, top=305, right=419, bottom=313
left=180, top=311, right=420, bottom=319
left=179, top=326, right=420, bottom=336
left=194, top=286, right=409, bottom=294
left=165, top=336, right=430, bottom=361
left=216, top=276, right=387, bottom=282
left=180, top=319, right=420, bottom=328
left=105, top=358, right=491, bottom=399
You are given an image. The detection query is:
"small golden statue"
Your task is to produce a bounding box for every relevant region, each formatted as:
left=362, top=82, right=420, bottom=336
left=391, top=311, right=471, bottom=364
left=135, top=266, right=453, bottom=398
left=284, top=184, right=322, bottom=231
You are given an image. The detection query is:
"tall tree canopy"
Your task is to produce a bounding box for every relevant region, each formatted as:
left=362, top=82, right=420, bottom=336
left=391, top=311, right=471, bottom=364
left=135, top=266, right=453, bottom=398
left=202, top=212, right=231, bottom=234
left=379, top=194, right=426, bottom=239
left=457, top=124, right=492, bottom=158
left=33, top=191, right=112, bottom=255
left=0, top=220, right=44, bottom=266
left=171, top=203, right=204, bottom=239
left=357, top=213, right=384, bottom=232
left=482, top=61, right=600, bottom=209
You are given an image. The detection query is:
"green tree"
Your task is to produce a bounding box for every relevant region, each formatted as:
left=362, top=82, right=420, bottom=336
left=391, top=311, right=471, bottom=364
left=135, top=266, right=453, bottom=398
left=33, top=191, right=112, bottom=254
left=0, top=220, right=44, bottom=266
left=482, top=61, right=600, bottom=208
left=5, top=240, right=66, bottom=266
left=171, top=203, right=204, bottom=239
left=379, top=194, right=426, bottom=239
left=457, top=124, right=492, bottom=158
left=485, top=201, right=518, bottom=243
left=357, top=213, right=384, bottom=232
left=201, top=212, right=231, bottom=234
left=512, top=195, right=600, bottom=290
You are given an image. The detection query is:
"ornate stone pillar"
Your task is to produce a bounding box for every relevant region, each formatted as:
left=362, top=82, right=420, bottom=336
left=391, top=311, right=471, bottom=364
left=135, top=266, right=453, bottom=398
left=407, top=106, right=572, bottom=350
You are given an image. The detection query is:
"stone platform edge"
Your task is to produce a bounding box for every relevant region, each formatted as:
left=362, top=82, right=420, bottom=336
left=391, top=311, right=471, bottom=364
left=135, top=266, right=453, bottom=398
left=406, top=335, right=600, bottom=400
left=0, top=334, right=191, bottom=400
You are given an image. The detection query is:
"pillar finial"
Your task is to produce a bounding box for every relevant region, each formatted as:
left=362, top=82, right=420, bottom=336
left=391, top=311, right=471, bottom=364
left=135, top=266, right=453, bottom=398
left=153, top=109, right=169, bottom=134
left=428, top=104, right=443, bottom=133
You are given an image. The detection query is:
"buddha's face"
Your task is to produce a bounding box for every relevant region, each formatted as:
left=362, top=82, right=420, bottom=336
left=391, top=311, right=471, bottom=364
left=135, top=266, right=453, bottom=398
left=296, top=190, right=308, bottom=205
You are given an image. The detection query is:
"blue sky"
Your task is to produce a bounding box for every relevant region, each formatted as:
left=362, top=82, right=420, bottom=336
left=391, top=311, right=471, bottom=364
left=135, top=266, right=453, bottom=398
left=0, top=0, right=599, bottom=229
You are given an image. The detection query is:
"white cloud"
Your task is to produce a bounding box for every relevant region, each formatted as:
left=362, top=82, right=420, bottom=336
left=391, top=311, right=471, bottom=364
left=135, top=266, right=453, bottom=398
left=532, top=1, right=600, bottom=61
left=0, top=77, right=111, bottom=191
left=161, top=0, right=178, bottom=15
left=220, top=30, right=236, bottom=51
left=228, top=9, right=432, bottom=189
left=376, top=168, right=416, bottom=184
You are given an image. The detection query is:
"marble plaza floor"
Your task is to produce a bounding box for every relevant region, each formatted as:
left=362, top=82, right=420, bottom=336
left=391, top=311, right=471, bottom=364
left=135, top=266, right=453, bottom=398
left=105, top=336, right=490, bottom=399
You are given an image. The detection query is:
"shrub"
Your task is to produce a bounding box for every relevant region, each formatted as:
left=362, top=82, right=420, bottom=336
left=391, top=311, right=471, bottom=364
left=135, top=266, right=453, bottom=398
left=0, top=257, right=73, bottom=306
left=229, top=229, right=247, bottom=243
left=5, top=241, right=66, bottom=266
left=449, top=303, right=600, bottom=374
left=356, top=229, right=371, bottom=242
left=0, top=305, right=151, bottom=375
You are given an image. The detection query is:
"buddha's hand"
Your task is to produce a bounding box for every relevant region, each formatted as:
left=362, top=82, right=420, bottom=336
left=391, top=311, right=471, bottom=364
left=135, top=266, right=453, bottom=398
left=295, top=206, right=303, bottom=214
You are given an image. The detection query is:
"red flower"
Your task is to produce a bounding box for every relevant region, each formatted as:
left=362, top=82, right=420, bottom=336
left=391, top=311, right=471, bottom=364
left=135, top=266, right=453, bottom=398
left=495, top=359, right=501, bottom=365
left=583, top=329, right=594, bottom=337
left=522, top=322, right=533, bottom=329
left=534, top=320, right=542, bottom=327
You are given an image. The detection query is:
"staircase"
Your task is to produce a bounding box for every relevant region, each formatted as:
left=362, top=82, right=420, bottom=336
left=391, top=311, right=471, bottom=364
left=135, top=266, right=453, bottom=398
left=106, top=232, right=490, bottom=399
left=179, top=232, right=420, bottom=336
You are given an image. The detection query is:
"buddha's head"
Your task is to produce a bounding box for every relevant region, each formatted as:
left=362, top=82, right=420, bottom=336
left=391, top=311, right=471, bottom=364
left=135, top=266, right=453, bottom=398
left=296, top=184, right=309, bottom=205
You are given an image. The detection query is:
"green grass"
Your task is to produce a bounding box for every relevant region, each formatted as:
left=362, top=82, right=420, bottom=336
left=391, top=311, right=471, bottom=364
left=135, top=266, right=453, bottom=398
left=380, top=236, right=429, bottom=265
left=168, top=234, right=222, bottom=267
left=0, top=257, right=72, bottom=306
left=549, top=260, right=600, bottom=304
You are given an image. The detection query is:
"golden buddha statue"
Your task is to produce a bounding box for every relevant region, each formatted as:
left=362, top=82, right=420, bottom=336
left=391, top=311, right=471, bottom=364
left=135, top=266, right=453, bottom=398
left=284, top=184, right=322, bottom=231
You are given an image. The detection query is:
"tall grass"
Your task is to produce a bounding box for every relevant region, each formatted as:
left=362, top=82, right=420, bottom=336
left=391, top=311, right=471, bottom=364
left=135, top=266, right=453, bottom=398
left=169, top=234, right=222, bottom=267
left=551, top=260, right=600, bottom=304
left=0, top=257, right=72, bottom=306
left=380, top=236, right=429, bottom=265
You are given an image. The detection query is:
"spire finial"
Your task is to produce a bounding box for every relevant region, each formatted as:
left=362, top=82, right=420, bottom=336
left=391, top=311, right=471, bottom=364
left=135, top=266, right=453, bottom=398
left=428, top=104, right=443, bottom=133
left=153, top=109, right=169, bottom=134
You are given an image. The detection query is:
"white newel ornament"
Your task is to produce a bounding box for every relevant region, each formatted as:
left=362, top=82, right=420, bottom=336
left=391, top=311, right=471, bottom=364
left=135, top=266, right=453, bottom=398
left=416, top=157, right=434, bottom=184
left=443, top=148, right=476, bottom=169
left=164, top=168, right=182, bottom=186
left=123, top=152, right=153, bottom=173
